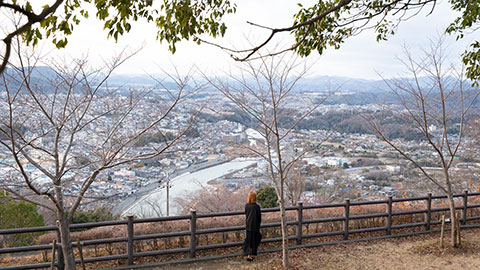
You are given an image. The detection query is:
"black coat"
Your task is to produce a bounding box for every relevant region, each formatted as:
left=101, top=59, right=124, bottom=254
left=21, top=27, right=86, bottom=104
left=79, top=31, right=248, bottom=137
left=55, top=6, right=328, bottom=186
left=245, top=203, right=261, bottom=232
left=243, top=203, right=262, bottom=255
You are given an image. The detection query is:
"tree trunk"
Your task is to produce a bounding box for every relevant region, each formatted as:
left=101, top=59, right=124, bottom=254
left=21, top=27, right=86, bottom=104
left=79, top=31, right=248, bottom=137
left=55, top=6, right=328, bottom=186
left=279, top=197, right=289, bottom=267
left=58, top=214, right=76, bottom=269
left=443, top=165, right=458, bottom=248
left=446, top=193, right=458, bottom=248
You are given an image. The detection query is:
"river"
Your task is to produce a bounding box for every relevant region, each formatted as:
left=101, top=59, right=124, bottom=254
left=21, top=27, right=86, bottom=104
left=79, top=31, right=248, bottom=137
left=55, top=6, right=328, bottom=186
left=120, top=158, right=258, bottom=217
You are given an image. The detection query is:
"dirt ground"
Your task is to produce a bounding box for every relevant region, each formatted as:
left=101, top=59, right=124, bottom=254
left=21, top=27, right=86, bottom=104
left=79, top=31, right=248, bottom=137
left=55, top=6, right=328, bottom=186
left=153, top=229, right=480, bottom=270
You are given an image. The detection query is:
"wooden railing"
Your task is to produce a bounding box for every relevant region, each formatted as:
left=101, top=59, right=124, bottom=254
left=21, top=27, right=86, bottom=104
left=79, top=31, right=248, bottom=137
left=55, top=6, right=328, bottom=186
left=1, top=190, right=480, bottom=270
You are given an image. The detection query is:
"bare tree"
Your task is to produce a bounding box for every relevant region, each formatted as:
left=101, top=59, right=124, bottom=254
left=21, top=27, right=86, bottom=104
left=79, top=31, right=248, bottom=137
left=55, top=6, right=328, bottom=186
left=175, top=183, right=251, bottom=214
left=285, top=162, right=306, bottom=206
left=0, top=44, right=205, bottom=269
left=206, top=53, right=327, bottom=266
left=137, top=197, right=166, bottom=218
left=366, top=38, right=479, bottom=247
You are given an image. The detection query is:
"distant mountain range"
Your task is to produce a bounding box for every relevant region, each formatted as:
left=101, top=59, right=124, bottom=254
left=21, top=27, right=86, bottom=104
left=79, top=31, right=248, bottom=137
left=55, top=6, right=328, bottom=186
left=106, top=73, right=187, bottom=91
left=107, top=73, right=391, bottom=93
left=107, top=74, right=161, bottom=87
left=296, top=76, right=390, bottom=93
left=3, top=66, right=59, bottom=90
left=2, top=66, right=475, bottom=101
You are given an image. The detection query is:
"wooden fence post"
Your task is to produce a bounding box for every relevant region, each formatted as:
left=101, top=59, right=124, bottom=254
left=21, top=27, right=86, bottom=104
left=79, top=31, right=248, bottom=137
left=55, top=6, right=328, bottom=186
left=343, top=199, right=350, bottom=240
left=77, top=239, right=86, bottom=270
left=386, top=196, right=393, bottom=235
left=462, top=190, right=468, bottom=225
left=296, top=201, right=303, bottom=245
left=456, top=212, right=462, bottom=245
left=50, top=239, right=56, bottom=270
left=127, top=216, right=134, bottom=265
left=190, top=209, right=197, bottom=258
left=55, top=220, right=64, bottom=270
left=425, top=193, right=432, bottom=231
left=440, top=215, right=445, bottom=248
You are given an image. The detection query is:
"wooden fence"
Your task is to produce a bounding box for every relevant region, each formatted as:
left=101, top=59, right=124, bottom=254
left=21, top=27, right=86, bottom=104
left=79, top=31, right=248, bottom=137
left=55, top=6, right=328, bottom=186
left=1, top=190, right=480, bottom=270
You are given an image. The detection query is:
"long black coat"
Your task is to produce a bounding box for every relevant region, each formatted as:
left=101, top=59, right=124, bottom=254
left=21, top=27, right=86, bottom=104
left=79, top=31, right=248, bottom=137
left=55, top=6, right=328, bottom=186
left=245, top=203, right=261, bottom=231
left=243, top=203, right=262, bottom=255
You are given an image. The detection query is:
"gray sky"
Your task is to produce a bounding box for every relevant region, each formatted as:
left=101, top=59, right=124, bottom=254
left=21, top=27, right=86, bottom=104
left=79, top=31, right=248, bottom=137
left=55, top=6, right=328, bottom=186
left=10, top=0, right=477, bottom=79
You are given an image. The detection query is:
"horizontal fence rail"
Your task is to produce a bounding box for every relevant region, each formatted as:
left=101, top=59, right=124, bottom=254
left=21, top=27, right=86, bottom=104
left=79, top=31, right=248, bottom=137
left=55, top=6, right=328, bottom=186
left=1, top=190, right=480, bottom=269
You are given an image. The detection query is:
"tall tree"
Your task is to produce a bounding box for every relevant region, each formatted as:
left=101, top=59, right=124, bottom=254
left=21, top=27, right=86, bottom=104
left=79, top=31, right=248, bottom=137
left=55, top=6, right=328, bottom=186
left=201, top=1, right=480, bottom=83
left=207, top=53, right=326, bottom=266
left=0, top=0, right=236, bottom=74
left=365, top=37, right=479, bottom=247
left=0, top=44, right=205, bottom=269
left=3, top=1, right=479, bottom=82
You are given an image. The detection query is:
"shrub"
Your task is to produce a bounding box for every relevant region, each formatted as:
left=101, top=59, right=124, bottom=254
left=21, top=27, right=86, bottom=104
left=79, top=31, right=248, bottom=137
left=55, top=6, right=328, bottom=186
left=257, top=185, right=278, bottom=208
left=0, top=191, right=45, bottom=247
left=69, top=207, right=116, bottom=231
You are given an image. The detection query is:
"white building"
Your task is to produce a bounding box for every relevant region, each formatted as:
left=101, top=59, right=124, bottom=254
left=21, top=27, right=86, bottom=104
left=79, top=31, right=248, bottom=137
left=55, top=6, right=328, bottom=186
left=386, top=165, right=401, bottom=173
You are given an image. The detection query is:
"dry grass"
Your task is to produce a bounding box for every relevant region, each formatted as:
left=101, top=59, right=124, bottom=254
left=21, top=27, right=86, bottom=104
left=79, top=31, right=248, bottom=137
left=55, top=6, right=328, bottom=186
left=154, top=228, right=480, bottom=270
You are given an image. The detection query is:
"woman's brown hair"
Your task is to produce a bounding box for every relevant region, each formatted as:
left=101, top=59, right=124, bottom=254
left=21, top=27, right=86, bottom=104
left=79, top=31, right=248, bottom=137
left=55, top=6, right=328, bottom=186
left=248, top=191, right=257, bottom=203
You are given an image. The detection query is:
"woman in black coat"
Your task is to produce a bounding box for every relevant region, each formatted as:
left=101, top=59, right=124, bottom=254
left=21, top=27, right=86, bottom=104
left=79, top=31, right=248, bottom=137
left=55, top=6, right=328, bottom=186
left=243, top=191, right=262, bottom=261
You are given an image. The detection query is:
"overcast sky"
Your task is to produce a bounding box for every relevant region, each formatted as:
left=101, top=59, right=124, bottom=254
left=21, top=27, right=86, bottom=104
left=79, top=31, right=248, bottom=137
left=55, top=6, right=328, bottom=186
left=7, top=0, right=477, bottom=80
